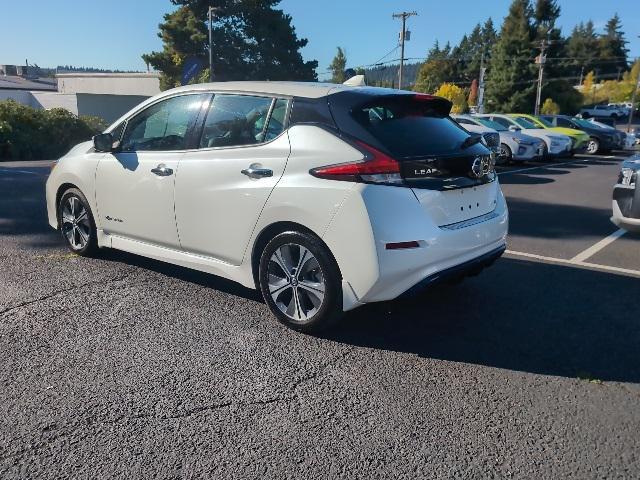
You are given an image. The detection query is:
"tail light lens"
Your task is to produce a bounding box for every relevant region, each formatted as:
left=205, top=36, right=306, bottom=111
left=309, top=141, right=404, bottom=186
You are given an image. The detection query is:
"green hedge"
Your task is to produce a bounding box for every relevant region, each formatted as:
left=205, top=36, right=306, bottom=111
left=0, top=100, right=106, bottom=161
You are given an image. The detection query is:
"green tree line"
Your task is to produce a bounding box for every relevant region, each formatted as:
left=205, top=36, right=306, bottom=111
left=413, top=0, right=631, bottom=114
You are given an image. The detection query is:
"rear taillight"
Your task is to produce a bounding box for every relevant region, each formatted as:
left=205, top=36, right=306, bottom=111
left=309, top=141, right=404, bottom=186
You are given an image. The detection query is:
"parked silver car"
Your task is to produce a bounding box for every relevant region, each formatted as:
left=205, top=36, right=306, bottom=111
left=454, top=115, right=544, bottom=164
left=612, top=154, right=640, bottom=232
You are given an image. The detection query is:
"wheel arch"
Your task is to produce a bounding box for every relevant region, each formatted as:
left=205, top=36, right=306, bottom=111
left=55, top=183, right=81, bottom=224
left=250, top=221, right=342, bottom=288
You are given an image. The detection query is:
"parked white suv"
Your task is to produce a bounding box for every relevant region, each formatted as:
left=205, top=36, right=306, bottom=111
left=46, top=82, right=508, bottom=332
left=580, top=104, right=625, bottom=119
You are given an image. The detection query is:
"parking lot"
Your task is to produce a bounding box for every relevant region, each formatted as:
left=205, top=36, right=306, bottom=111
left=1, top=153, right=639, bottom=478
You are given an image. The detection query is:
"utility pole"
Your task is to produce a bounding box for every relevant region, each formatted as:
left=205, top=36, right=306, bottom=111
left=579, top=66, right=584, bottom=86
left=534, top=39, right=547, bottom=115
left=478, top=50, right=487, bottom=114
left=628, top=51, right=640, bottom=133
left=208, top=6, right=220, bottom=82
left=392, top=11, right=417, bottom=90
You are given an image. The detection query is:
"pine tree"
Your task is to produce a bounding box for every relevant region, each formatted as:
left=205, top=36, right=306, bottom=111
left=143, top=0, right=317, bottom=89
left=414, top=41, right=457, bottom=93
left=597, top=14, right=628, bottom=77
left=485, top=0, right=537, bottom=112
left=329, top=47, right=347, bottom=83
left=567, top=21, right=599, bottom=79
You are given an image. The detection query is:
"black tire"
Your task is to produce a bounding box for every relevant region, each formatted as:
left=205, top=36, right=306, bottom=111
left=57, top=188, right=98, bottom=257
left=497, top=143, right=512, bottom=165
left=258, top=231, right=343, bottom=333
left=541, top=143, right=549, bottom=160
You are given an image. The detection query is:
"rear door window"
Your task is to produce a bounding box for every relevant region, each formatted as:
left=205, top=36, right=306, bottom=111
left=556, top=117, right=573, bottom=128
left=264, top=98, right=289, bottom=142
left=199, top=94, right=274, bottom=148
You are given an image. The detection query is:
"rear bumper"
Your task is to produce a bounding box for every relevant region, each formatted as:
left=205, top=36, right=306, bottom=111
left=324, top=181, right=509, bottom=309
left=399, top=244, right=505, bottom=298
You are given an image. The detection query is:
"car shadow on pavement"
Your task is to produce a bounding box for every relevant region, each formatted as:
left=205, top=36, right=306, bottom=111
left=99, top=249, right=263, bottom=303
left=498, top=174, right=555, bottom=185
left=506, top=198, right=614, bottom=240
left=326, top=257, right=640, bottom=383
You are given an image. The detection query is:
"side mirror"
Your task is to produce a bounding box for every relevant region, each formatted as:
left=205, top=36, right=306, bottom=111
left=508, top=125, right=521, bottom=132
left=93, top=133, right=114, bottom=152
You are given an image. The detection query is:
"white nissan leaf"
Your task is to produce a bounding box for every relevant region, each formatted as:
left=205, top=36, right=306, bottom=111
left=46, top=82, right=508, bottom=332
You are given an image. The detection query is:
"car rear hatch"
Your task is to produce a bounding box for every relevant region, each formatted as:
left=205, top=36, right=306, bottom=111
left=327, top=89, right=497, bottom=226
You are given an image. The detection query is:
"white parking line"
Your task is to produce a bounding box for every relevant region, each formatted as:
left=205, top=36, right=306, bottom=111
left=570, top=229, right=627, bottom=263
left=505, top=249, right=640, bottom=278
left=497, top=158, right=590, bottom=176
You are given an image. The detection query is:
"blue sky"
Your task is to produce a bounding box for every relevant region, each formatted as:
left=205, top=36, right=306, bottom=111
left=2, top=0, right=638, bottom=77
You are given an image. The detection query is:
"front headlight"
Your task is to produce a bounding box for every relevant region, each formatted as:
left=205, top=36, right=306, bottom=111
left=620, top=168, right=636, bottom=187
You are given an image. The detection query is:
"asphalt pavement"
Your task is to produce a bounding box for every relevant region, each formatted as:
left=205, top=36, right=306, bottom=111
left=0, top=155, right=639, bottom=479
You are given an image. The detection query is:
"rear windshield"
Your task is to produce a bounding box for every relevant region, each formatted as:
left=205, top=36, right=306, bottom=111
left=349, top=98, right=470, bottom=158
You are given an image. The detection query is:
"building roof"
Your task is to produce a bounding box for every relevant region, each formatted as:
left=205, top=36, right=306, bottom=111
left=55, top=72, right=160, bottom=79
left=0, top=75, right=56, bottom=91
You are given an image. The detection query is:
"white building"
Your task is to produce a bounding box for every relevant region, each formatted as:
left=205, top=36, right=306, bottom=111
left=0, top=68, right=160, bottom=123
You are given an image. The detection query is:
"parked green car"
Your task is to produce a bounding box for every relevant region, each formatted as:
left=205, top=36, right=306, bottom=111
left=507, top=114, right=590, bottom=154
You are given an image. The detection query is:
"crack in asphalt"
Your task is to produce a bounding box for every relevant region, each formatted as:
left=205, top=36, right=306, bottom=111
left=0, top=269, right=137, bottom=318
left=0, top=348, right=356, bottom=465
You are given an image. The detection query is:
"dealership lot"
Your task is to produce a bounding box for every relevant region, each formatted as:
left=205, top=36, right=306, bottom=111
left=1, top=154, right=639, bottom=478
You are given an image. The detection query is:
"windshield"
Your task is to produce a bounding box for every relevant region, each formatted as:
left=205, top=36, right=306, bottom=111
left=475, top=118, right=507, bottom=131
left=513, top=117, right=540, bottom=130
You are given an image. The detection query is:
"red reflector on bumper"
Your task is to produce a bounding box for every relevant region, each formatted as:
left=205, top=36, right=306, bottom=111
left=385, top=241, right=420, bottom=250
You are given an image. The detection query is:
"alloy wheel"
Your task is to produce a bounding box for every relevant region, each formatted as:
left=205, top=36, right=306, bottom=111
left=497, top=145, right=510, bottom=165
left=61, top=196, right=91, bottom=250
left=267, top=243, right=325, bottom=322
left=586, top=139, right=598, bottom=155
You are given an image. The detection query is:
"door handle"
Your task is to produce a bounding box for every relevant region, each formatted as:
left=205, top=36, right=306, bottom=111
left=151, top=164, right=173, bottom=176
left=241, top=166, right=273, bottom=179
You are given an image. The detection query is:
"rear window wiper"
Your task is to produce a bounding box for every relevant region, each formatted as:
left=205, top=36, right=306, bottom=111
left=461, top=133, right=483, bottom=150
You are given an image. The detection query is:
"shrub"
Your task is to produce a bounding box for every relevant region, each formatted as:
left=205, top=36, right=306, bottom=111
left=434, top=83, right=468, bottom=114
left=0, top=100, right=105, bottom=161
left=541, top=98, right=561, bottom=115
